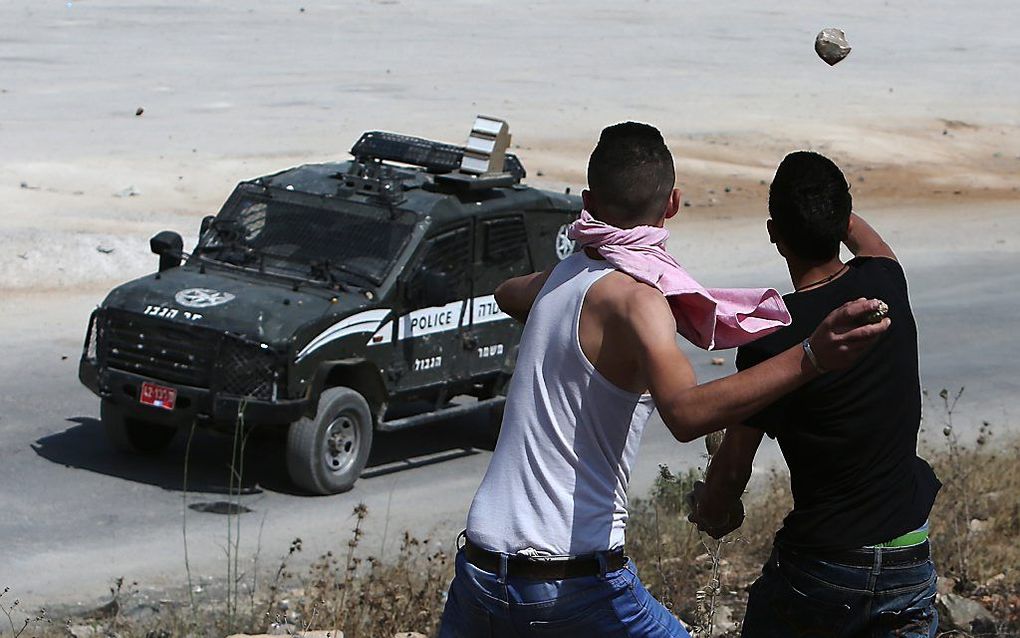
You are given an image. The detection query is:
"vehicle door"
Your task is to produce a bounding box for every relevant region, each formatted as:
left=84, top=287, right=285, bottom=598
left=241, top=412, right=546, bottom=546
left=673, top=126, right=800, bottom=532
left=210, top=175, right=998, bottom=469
left=467, top=214, right=533, bottom=380
left=526, top=210, right=578, bottom=271
left=391, top=223, right=473, bottom=395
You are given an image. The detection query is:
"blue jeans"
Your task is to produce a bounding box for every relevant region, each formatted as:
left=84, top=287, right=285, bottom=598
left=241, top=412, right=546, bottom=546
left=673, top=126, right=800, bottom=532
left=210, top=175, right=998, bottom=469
left=742, top=544, right=938, bottom=638
left=439, top=549, right=690, bottom=637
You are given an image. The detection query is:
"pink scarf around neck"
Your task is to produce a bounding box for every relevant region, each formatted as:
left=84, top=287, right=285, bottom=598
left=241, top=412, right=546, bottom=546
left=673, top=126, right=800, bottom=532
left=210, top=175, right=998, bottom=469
left=567, top=210, right=791, bottom=350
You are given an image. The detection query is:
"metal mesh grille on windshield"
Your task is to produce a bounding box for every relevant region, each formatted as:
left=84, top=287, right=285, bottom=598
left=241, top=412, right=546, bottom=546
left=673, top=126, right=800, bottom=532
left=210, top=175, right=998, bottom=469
left=200, top=197, right=415, bottom=284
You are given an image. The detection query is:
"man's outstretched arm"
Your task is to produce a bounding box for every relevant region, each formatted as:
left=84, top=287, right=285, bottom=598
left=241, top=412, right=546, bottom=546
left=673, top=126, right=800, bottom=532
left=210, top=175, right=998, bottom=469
left=631, top=291, right=890, bottom=442
left=494, top=270, right=551, bottom=322
left=689, top=425, right=765, bottom=538
left=845, top=213, right=896, bottom=260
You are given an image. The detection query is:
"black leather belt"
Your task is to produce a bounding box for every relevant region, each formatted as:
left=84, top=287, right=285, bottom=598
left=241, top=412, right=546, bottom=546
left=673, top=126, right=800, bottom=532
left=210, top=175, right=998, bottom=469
left=463, top=538, right=628, bottom=579
left=794, top=540, right=931, bottom=568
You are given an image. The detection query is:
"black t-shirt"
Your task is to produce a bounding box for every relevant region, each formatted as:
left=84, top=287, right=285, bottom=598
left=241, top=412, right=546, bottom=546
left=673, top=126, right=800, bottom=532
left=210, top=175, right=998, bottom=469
left=736, top=256, right=941, bottom=552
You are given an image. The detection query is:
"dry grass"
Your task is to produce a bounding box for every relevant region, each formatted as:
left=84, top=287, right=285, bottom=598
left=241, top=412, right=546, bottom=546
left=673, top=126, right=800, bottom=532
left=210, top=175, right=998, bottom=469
left=625, top=464, right=791, bottom=636
left=6, top=420, right=1019, bottom=637
left=285, top=522, right=451, bottom=637
left=939, top=435, right=1020, bottom=584
left=921, top=389, right=1020, bottom=635
left=929, top=434, right=1020, bottom=636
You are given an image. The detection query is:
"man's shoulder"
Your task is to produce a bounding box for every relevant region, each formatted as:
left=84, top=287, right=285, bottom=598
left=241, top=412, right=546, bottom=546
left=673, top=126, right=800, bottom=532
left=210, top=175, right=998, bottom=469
left=621, top=275, right=674, bottom=322
left=849, top=255, right=906, bottom=279
left=849, top=254, right=899, bottom=267
left=592, top=270, right=666, bottom=307
left=588, top=271, right=674, bottom=337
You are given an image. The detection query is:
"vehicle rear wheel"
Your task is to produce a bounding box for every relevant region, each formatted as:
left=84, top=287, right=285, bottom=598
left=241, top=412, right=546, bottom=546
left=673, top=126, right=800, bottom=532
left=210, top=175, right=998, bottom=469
left=286, top=387, right=373, bottom=495
left=101, top=399, right=178, bottom=454
left=477, top=375, right=510, bottom=450
left=474, top=398, right=505, bottom=451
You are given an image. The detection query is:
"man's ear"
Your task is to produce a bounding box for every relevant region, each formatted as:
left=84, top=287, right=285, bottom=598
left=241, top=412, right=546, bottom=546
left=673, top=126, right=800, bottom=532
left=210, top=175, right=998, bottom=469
left=767, top=219, right=787, bottom=257
left=664, top=188, right=682, bottom=220
left=581, top=189, right=594, bottom=213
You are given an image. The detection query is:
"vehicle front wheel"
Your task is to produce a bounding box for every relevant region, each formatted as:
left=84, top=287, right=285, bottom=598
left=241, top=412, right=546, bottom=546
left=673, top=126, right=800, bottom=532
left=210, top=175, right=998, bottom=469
left=286, top=387, right=373, bottom=495
left=101, top=399, right=178, bottom=454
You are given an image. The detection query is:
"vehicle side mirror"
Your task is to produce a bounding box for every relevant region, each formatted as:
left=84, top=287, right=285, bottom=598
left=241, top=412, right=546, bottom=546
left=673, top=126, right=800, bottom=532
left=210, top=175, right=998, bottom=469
left=150, top=230, right=184, bottom=272
left=199, top=215, right=215, bottom=238
left=408, top=268, right=456, bottom=308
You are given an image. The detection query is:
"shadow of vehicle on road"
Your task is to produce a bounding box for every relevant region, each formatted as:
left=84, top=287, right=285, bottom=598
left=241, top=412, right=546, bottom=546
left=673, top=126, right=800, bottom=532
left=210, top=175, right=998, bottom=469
left=31, top=412, right=493, bottom=496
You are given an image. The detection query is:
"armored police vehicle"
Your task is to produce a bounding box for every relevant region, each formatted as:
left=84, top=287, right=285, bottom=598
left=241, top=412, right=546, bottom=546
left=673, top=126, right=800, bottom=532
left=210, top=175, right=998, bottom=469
left=79, top=118, right=581, bottom=494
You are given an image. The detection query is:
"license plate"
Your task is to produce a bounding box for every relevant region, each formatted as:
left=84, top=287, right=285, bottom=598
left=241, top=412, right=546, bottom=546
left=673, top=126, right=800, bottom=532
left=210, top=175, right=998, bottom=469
left=140, top=382, right=177, bottom=411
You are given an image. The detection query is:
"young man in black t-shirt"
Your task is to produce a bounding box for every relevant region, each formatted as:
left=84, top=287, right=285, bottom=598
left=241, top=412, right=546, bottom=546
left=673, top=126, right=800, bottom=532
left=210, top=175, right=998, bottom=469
left=689, top=152, right=941, bottom=638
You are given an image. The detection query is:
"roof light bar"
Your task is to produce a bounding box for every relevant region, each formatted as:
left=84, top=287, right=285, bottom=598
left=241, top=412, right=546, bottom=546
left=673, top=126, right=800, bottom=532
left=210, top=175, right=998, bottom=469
left=350, top=127, right=526, bottom=182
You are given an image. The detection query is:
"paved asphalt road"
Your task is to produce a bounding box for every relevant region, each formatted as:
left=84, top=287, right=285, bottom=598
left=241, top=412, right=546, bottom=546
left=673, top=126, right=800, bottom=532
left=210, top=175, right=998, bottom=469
left=1, top=205, right=1017, bottom=609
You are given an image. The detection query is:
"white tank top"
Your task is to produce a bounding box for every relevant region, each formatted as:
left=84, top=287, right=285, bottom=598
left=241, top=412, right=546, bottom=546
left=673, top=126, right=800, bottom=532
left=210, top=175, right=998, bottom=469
left=466, top=252, right=655, bottom=556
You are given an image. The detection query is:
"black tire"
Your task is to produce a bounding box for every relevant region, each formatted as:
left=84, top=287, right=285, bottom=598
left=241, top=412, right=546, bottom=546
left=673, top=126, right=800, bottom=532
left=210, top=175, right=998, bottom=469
left=286, top=387, right=373, bottom=495
left=479, top=375, right=510, bottom=449
left=101, top=399, right=177, bottom=454
left=475, top=398, right=505, bottom=451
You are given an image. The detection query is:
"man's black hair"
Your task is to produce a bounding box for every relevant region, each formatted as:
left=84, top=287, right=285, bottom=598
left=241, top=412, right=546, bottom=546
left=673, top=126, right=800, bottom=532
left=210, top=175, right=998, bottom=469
left=769, top=151, right=852, bottom=262
left=587, top=122, right=675, bottom=224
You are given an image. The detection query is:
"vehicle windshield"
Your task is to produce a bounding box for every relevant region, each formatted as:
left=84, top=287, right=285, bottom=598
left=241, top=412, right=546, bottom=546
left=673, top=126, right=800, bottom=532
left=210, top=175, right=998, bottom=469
left=195, top=195, right=416, bottom=286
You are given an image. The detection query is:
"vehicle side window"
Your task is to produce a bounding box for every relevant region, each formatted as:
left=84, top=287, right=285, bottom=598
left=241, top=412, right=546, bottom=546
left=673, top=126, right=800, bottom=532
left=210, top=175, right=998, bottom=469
left=475, top=216, right=532, bottom=294
left=410, top=225, right=471, bottom=304
left=483, top=216, right=528, bottom=266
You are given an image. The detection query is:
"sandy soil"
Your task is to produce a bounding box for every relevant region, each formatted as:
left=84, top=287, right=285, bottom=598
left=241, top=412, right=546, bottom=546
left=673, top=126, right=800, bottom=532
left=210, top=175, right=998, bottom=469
left=528, top=121, right=1020, bottom=214
left=4, top=120, right=1018, bottom=294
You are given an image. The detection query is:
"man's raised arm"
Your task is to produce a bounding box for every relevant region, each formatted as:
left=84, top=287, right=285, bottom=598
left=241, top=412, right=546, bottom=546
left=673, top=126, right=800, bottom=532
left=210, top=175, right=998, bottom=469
left=631, top=291, right=890, bottom=442
left=845, top=213, right=896, bottom=260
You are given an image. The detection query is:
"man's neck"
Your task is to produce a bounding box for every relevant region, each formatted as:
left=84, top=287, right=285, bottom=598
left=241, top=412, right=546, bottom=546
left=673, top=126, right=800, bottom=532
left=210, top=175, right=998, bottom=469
left=788, top=257, right=846, bottom=291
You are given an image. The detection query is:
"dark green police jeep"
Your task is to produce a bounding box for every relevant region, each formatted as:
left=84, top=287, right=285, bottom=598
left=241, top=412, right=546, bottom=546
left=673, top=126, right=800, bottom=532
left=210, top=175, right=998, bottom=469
left=79, top=119, right=580, bottom=494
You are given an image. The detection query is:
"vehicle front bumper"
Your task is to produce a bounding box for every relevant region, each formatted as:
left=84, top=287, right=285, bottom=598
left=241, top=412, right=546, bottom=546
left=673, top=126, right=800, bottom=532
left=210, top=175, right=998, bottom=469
left=79, top=359, right=307, bottom=427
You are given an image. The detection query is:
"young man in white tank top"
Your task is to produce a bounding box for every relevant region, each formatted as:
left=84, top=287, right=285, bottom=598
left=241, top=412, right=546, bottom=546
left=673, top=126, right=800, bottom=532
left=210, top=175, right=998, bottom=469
left=438, top=123, right=890, bottom=637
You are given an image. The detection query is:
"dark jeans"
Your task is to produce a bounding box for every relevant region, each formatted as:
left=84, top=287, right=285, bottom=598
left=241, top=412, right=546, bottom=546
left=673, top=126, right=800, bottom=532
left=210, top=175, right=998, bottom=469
left=742, top=544, right=938, bottom=638
left=439, top=549, right=690, bottom=637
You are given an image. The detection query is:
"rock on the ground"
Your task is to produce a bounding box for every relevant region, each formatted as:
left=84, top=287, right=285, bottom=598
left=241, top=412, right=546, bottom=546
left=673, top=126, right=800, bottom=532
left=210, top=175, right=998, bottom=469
left=393, top=633, right=427, bottom=638
left=113, top=185, right=141, bottom=198
left=937, top=592, right=996, bottom=634
left=936, top=575, right=957, bottom=596
left=85, top=598, right=119, bottom=619
left=66, top=625, right=101, bottom=638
